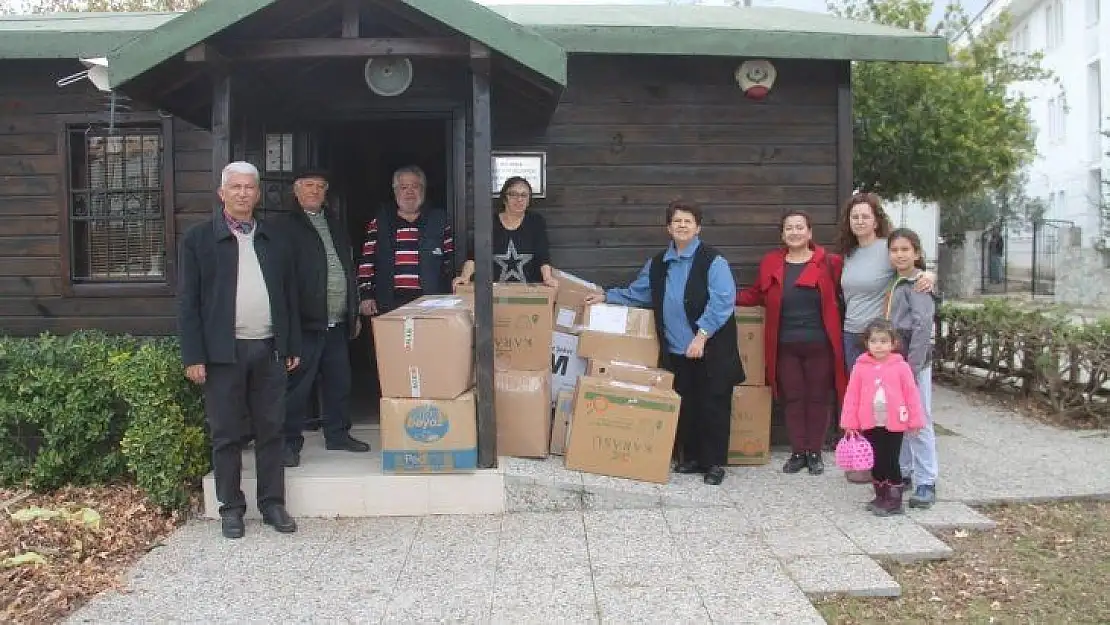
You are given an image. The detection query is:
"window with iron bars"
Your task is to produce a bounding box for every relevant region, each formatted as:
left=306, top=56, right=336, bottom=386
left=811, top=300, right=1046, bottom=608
left=67, top=124, right=166, bottom=284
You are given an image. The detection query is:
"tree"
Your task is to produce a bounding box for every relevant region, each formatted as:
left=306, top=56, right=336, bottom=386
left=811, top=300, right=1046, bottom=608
left=1, top=0, right=202, bottom=13
left=831, top=0, right=1054, bottom=205
left=939, top=171, right=1046, bottom=245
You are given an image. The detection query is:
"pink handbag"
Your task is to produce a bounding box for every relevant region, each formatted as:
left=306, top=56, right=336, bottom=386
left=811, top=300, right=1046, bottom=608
left=835, top=432, right=874, bottom=471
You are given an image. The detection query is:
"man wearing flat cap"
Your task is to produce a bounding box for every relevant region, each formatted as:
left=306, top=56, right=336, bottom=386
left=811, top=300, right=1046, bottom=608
left=270, top=168, right=369, bottom=468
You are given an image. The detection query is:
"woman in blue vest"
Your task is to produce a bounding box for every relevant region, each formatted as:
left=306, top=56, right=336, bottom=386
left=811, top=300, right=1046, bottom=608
left=584, top=200, right=745, bottom=485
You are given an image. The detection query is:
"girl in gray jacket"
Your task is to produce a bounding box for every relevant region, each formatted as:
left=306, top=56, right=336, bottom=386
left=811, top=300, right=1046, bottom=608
left=884, top=228, right=938, bottom=508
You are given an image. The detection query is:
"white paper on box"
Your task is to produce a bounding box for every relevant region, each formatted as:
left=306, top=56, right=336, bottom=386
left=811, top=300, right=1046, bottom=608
left=558, top=269, right=601, bottom=290
left=555, top=307, right=577, bottom=329
left=415, top=297, right=462, bottom=308
left=609, top=380, right=652, bottom=393
left=587, top=304, right=629, bottom=334
left=550, top=332, right=587, bottom=406
left=402, top=318, right=415, bottom=351
left=407, top=365, right=421, bottom=397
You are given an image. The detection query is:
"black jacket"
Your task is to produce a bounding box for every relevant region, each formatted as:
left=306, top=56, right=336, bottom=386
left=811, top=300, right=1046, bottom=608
left=177, top=214, right=301, bottom=366
left=268, top=205, right=359, bottom=335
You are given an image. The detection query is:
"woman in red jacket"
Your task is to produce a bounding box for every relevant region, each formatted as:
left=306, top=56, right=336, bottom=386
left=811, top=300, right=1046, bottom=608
left=736, top=210, right=847, bottom=475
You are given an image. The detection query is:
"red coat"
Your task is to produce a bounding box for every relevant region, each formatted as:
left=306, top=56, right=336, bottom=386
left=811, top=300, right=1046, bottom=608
left=736, top=243, right=847, bottom=402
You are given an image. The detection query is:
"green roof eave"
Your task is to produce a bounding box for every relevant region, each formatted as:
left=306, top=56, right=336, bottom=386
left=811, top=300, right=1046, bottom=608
left=0, top=31, right=144, bottom=59
left=529, top=25, right=948, bottom=63
left=106, top=0, right=566, bottom=89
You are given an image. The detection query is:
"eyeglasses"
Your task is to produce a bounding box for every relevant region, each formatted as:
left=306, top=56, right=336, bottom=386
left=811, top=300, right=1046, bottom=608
left=297, top=181, right=328, bottom=191
left=505, top=192, right=530, bottom=199
left=394, top=184, right=424, bottom=193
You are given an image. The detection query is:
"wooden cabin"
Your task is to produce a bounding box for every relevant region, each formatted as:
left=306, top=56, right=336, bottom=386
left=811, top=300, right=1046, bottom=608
left=0, top=2, right=944, bottom=461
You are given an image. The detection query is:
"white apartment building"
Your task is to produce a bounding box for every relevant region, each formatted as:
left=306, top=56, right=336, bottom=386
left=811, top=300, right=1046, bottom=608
left=969, top=0, right=1106, bottom=246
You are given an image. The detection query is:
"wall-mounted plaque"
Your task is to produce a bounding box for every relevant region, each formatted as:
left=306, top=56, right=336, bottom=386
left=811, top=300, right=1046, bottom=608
left=492, top=151, right=546, bottom=198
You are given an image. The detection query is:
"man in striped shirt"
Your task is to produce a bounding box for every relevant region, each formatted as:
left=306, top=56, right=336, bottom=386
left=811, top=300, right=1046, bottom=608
left=357, top=165, right=455, bottom=316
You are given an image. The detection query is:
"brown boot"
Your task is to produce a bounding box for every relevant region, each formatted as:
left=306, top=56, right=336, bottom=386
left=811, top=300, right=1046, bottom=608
left=873, top=481, right=905, bottom=517
left=865, top=480, right=885, bottom=512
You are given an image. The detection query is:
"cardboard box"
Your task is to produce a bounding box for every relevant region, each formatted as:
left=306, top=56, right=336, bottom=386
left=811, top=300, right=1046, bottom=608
left=551, top=331, right=588, bottom=406
left=371, top=295, right=474, bottom=399
left=494, top=370, right=551, bottom=459
left=577, top=304, right=660, bottom=368
left=550, top=389, right=575, bottom=456
left=552, top=268, right=604, bottom=333
left=457, top=283, right=555, bottom=370
left=735, top=306, right=766, bottom=386
left=380, top=390, right=477, bottom=473
left=565, top=376, right=681, bottom=484
left=587, top=359, right=674, bottom=391
left=728, top=385, right=773, bottom=466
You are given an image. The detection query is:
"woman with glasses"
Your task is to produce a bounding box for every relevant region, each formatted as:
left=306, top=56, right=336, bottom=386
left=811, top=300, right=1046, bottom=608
left=452, top=176, right=558, bottom=288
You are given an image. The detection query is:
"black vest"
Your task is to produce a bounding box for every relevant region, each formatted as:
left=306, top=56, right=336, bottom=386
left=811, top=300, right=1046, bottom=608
left=648, top=242, right=745, bottom=393
left=374, top=207, right=449, bottom=310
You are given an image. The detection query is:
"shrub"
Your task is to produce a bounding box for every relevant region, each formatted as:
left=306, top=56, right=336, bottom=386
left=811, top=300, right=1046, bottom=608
left=0, top=332, right=208, bottom=509
left=935, top=300, right=1110, bottom=426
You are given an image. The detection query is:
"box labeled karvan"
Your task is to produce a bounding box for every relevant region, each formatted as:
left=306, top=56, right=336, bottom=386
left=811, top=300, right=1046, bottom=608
left=494, top=370, right=551, bottom=459
left=551, top=331, right=588, bottom=406
left=552, top=268, right=604, bottom=333
left=380, top=390, right=477, bottom=473
left=565, top=376, right=681, bottom=484
left=587, top=359, right=674, bottom=391
left=735, top=306, right=766, bottom=386
left=577, top=304, right=660, bottom=368
left=371, top=295, right=473, bottom=399
left=457, top=283, right=554, bottom=370
left=728, top=385, right=772, bottom=466
left=550, top=388, right=575, bottom=456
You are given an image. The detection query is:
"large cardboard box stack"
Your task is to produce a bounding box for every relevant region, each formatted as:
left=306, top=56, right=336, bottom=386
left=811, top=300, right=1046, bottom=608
left=564, top=376, right=682, bottom=483
left=729, top=306, right=772, bottom=466
left=459, top=283, right=556, bottom=459
left=372, top=295, right=478, bottom=473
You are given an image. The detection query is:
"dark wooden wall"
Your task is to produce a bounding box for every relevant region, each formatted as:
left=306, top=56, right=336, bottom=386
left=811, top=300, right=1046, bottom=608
left=0, top=60, right=209, bottom=336
left=494, top=56, right=844, bottom=289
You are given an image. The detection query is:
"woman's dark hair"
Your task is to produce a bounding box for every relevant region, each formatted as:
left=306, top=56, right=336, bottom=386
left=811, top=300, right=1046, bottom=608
left=780, top=209, right=812, bottom=231
left=860, top=318, right=901, bottom=351
left=888, top=227, right=927, bottom=271
left=836, top=192, right=892, bottom=256
left=498, top=176, right=532, bottom=211
left=666, top=199, right=702, bottom=225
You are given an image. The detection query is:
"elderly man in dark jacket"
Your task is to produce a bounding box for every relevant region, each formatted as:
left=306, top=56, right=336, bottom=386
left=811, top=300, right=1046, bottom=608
left=270, top=168, right=369, bottom=468
left=177, top=161, right=301, bottom=539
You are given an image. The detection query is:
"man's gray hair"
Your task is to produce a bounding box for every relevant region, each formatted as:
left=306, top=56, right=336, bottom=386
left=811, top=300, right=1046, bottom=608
left=221, top=161, right=260, bottom=187
left=392, top=165, right=426, bottom=189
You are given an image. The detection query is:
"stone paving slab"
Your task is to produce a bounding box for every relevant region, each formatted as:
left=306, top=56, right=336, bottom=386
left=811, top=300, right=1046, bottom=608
left=69, top=384, right=1110, bottom=624
left=786, top=555, right=902, bottom=597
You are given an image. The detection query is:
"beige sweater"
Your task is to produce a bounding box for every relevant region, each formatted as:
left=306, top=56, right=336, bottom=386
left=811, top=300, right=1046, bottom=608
left=233, top=230, right=273, bottom=340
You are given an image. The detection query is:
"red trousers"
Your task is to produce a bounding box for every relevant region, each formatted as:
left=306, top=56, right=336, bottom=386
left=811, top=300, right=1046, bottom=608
left=776, top=340, right=834, bottom=453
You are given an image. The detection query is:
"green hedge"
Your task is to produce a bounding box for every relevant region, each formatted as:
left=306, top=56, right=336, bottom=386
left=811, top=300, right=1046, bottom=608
left=935, top=300, right=1110, bottom=426
left=0, top=331, right=208, bottom=510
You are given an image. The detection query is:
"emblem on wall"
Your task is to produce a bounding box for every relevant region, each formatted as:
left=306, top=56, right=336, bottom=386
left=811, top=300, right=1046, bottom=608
left=735, top=60, right=777, bottom=101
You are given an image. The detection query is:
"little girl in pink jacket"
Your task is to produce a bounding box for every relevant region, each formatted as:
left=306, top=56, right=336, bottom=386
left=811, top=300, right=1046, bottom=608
left=840, top=318, right=925, bottom=516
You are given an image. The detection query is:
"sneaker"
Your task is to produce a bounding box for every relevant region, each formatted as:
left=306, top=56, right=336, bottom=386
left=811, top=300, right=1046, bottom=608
left=782, top=453, right=807, bottom=474
left=909, top=484, right=936, bottom=509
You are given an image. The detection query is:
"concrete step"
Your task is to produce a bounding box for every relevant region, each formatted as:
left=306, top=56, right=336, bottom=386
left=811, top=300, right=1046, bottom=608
left=201, top=425, right=504, bottom=519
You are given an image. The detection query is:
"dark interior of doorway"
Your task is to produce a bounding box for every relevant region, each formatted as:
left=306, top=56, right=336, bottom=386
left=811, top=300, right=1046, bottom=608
left=321, top=118, right=450, bottom=424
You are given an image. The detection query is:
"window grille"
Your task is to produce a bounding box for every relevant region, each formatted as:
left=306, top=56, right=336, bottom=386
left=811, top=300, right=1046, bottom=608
left=68, top=125, right=165, bottom=283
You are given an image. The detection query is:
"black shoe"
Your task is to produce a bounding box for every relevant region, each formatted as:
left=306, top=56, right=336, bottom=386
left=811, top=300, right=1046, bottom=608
left=303, top=418, right=322, bottom=432
left=261, top=505, right=297, bottom=533
left=282, top=447, right=301, bottom=468
left=703, top=466, right=726, bottom=485
left=674, top=460, right=703, bottom=474
left=806, top=452, right=825, bottom=475
left=783, top=453, right=807, bottom=474
left=325, top=435, right=371, bottom=453
left=220, top=514, right=245, bottom=539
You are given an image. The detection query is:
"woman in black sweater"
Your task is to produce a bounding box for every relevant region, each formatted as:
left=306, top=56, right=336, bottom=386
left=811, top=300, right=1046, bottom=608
left=452, top=176, right=558, bottom=288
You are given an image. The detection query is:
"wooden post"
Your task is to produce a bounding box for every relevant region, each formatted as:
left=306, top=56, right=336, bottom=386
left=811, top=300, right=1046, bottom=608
left=470, top=42, right=496, bottom=469
left=211, top=71, right=231, bottom=211
left=836, top=62, right=853, bottom=205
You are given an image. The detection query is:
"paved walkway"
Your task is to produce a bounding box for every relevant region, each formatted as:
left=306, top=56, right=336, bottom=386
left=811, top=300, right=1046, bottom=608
left=70, top=386, right=1110, bottom=624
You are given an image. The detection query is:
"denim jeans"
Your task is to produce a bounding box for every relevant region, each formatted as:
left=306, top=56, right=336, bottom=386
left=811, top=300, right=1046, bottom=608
left=900, top=366, right=938, bottom=486
left=843, top=332, right=866, bottom=371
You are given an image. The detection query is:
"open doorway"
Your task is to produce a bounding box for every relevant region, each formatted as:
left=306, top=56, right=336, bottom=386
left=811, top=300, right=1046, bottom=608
left=323, top=118, right=452, bottom=422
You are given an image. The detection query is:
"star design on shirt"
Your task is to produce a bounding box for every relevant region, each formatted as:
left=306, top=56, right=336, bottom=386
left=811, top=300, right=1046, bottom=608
left=493, top=240, right=533, bottom=282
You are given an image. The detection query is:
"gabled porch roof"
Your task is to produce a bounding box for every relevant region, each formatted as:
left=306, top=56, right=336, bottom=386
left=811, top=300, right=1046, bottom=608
left=104, top=0, right=567, bottom=89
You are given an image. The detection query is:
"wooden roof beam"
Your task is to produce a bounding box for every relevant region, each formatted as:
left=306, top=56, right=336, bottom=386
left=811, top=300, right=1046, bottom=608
left=211, top=37, right=470, bottom=61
